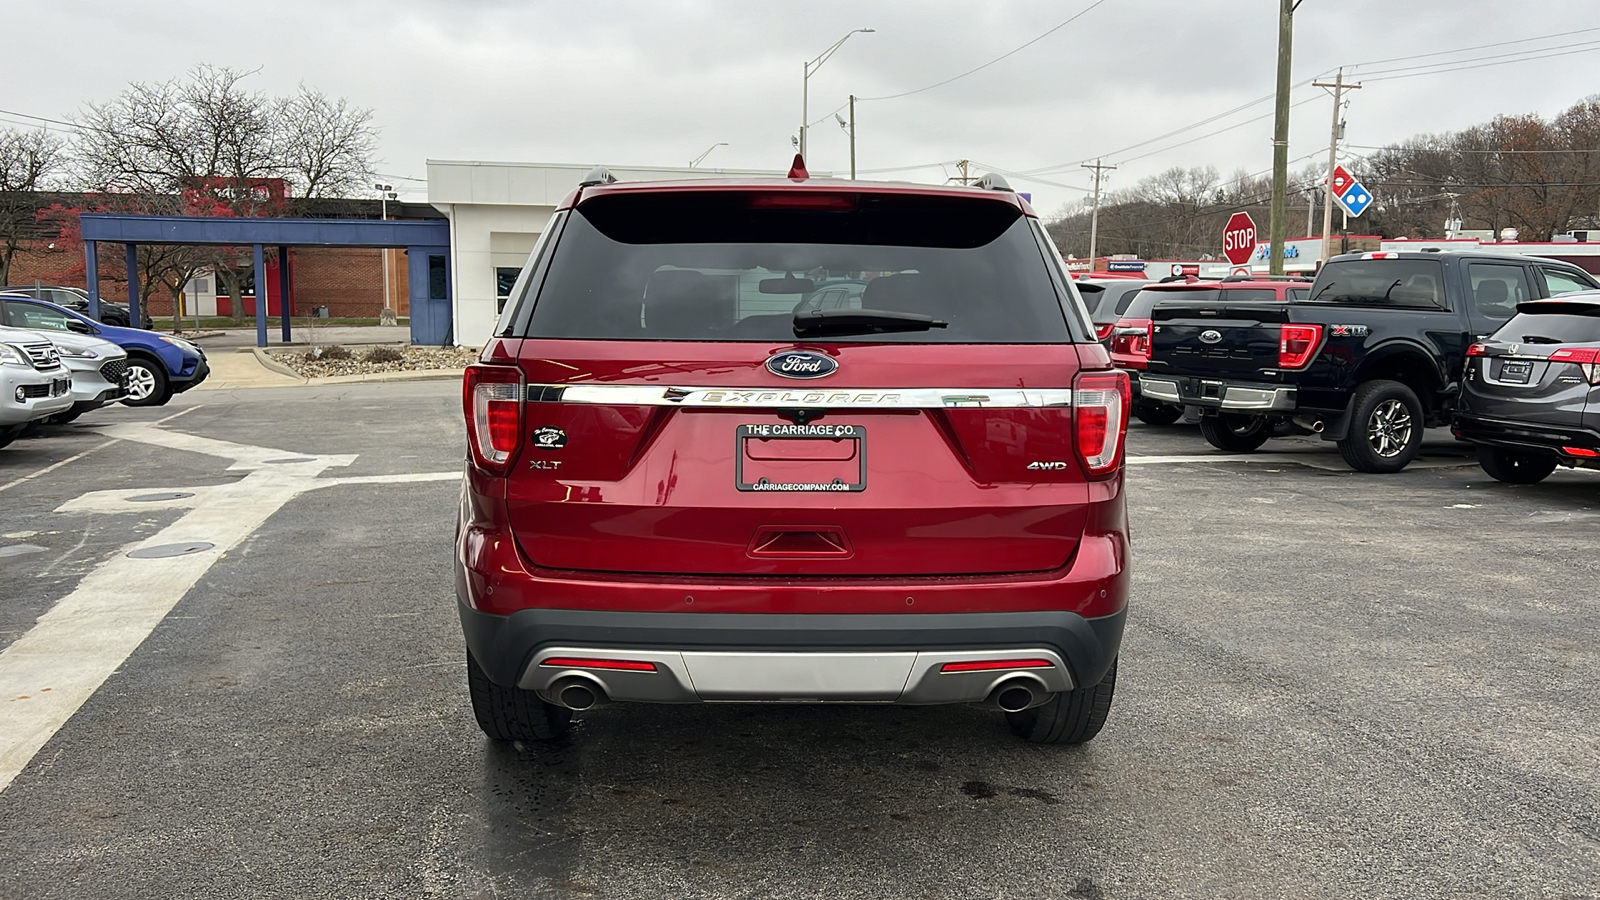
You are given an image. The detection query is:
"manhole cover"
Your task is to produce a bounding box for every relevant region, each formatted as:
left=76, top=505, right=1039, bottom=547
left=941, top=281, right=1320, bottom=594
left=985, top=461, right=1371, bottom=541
left=0, top=544, right=46, bottom=561
left=128, top=542, right=215, bottom=559
left=127, top=492, right=195, bottom=502
left=264, top=457, right=315, bottom=464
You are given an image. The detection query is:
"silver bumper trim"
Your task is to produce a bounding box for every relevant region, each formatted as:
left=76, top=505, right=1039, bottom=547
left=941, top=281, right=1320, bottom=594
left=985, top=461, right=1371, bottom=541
left=521, top=646, right=1074, bottom=705
left=1140, top=378, right=1181, bottom=403
left=1221, top=386, right=1297, bottom=411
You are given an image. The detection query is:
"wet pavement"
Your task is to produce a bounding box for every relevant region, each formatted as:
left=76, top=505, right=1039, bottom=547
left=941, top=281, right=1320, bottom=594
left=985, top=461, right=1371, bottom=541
left=0, top=388, right=1597, bottom=898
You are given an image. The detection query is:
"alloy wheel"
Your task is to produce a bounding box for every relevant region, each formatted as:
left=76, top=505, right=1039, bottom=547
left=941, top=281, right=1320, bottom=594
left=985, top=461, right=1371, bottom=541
left=125, top=364, right=157, bottom=401
left=1366, top=399, right=1413, bottom=458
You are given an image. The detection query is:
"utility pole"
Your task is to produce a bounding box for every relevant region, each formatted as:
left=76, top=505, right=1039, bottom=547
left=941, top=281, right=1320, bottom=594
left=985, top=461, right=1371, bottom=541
left=953, top=160, right=973, bottom=185
left=1304, top=184, right=1316, bottom=243
left=1267, top=0, right=1297, bottom=275
left=1313, top=68, right=1361, bottom=267
left=849, top=95, right=856, bottom=180
left=1083, top=159, right=1116, bottom=274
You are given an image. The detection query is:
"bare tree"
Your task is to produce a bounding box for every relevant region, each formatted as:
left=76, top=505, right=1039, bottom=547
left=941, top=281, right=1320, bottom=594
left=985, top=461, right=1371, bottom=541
left=72, top=64, right=378, bottom=319
left=0, top=128, right=68, bottom=285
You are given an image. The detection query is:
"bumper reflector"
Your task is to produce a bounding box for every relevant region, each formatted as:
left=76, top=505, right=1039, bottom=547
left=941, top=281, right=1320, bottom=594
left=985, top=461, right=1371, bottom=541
left=539, top=657, right=658, bottom=672
left=1562, top=446, right=1600, bottom=458
left=939, top=659, right=1055, bottom=673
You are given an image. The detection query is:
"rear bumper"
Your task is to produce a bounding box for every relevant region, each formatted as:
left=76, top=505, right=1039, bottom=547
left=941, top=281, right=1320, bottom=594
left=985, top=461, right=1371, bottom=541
left=1140, top=375, right=1296, bottom=413
left=1455, top=413, right=1600, bottom=460
left=459, top=603, right=1124, bottom=704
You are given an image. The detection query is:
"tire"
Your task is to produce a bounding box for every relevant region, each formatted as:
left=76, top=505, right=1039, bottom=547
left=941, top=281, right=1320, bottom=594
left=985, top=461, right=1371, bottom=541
left=122, top=357, right=172, bottom=407
left=1133, top=402, right=1185, bottom=427
left=466, top=651, right=572, bottom=742
left=1336, top=380, right=1424, bottom=473
left=1007, top=658, right=1118, bottom=745
left=1477, top=445, right=1558, bottom=484
left=0, top=425, right=21, bottom=449
left=1198, top=413, right=1272, bottom=452
left=49, top=409, right=84, bottom=425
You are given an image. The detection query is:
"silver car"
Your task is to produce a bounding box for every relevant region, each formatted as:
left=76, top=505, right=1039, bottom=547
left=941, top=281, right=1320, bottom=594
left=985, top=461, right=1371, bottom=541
left=0, top=326, right=73, bottom=448
left=40, top=330, right=129, bottom=423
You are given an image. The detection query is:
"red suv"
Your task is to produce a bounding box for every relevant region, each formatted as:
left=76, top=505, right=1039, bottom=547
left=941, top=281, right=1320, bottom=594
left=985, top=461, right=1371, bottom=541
left=457, top=163, right=1130, bottom=745
left=1109, top=278, right=1310, bottom=425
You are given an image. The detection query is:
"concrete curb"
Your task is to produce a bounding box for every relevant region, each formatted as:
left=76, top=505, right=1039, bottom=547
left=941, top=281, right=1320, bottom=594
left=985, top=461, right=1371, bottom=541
left=248, top=348, right=308, bottom=381
left=306, top=369, right=466, bottom=386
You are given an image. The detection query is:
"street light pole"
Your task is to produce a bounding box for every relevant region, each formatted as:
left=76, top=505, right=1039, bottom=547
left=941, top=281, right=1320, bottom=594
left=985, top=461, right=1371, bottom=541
left=689, top=142, right=729, bottom=168
left=374, top=182, right=394, bottom=318
left=801, top=28, right=874, bottom=159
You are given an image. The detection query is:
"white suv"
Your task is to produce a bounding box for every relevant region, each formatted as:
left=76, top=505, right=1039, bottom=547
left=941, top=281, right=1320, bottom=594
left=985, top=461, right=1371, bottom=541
left=0, top=326, right=73, bottom=448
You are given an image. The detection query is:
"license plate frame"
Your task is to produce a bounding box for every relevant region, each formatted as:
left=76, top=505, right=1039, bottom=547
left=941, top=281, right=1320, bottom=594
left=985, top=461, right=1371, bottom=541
left=1498, top=360, right=1533, bottom=384
left=736, top=423, right=866, bottom=493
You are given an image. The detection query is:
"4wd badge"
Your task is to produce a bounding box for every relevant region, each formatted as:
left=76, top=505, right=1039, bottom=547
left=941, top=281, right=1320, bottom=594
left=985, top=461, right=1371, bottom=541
left=531, top=426, right=568, bottom=449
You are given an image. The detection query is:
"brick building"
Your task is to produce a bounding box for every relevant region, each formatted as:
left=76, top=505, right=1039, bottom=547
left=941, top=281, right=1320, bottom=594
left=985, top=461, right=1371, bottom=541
left=4, top=195, right=438, bottom=320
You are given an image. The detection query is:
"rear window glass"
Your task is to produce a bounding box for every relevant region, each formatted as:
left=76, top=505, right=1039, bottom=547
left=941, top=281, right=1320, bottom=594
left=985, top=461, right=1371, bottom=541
left=520, top=192, right=1072, bottom=343
left=1307, top=260, right=1446, bottom=308
left=1497, top=309, right=1600, bottom=343
left=1089, top=284, right=1147, bottom=323
left=1125, top=288, right=1218, bottom=318
left=1219, top=289, right=1278, bottom=302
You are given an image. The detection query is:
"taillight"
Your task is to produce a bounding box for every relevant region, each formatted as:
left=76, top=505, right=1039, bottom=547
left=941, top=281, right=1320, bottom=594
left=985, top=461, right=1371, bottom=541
left=1095, top=323, right=1114, bottom=341
left=464, top=363, right=524, bottom=475
left=1279, top=324, right=1323, bottom=370
left=1550, top=346, right=1600, bottom=385
left=1109, top=318, right=1153, bottom=361
left=1466, top=342, right=1489, bottom=357
left=1074, top=370, right=1130, bottom=477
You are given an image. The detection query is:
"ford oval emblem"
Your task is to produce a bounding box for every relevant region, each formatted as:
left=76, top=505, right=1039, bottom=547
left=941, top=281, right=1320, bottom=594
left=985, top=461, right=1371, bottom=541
left=1199, top=329, right=1223, bottom=345
left=766, top=350, right=838, bottom=379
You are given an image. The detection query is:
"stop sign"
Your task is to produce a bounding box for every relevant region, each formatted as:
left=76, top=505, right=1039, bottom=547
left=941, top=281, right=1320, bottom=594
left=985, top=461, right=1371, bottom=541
left=1222, top=212, right=1257, bottom=266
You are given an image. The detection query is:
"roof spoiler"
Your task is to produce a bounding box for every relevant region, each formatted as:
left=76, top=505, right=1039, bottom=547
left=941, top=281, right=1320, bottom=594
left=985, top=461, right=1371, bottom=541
left=580, top=166, right=618, bottom=187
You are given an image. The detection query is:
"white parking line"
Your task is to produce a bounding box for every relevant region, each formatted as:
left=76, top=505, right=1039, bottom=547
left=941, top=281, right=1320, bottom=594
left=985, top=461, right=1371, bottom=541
left=0, top=440, right=120, bottom=495
left=0, top=424, right=458, bottom=793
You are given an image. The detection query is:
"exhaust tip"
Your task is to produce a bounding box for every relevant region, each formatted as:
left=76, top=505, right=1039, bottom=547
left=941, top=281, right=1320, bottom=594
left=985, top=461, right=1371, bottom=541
left=993, top=683, right=1037, bottom=714
left=550, top=677, right=602, bottom=710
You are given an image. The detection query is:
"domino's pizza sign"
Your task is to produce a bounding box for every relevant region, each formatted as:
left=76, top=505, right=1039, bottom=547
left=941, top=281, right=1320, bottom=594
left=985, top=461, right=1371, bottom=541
left=1330, top=164, right=1372, bottom=218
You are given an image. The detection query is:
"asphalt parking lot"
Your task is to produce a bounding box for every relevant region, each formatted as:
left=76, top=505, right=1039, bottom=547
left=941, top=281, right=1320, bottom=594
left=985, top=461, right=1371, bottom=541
left=1, top=384, right=1597, bottom=899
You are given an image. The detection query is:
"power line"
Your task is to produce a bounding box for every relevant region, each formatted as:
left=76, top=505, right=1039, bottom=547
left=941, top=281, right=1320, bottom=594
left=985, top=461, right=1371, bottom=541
left=1364, top=44, right=1600, bottom=82
left=1342, top=26, right=1600, bottom=70
left=1352, top=37, right=1600, bottom=78
left=855, top=0, right=1109, bottom=102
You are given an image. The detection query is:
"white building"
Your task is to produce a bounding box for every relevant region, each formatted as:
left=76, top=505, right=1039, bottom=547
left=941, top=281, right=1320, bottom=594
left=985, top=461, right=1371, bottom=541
left=426, top=160, right=803, bottom=347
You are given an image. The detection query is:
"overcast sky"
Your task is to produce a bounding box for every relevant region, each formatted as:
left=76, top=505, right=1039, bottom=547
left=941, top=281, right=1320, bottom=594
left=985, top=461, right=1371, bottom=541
left=7, top=0, right=1598, bottom=219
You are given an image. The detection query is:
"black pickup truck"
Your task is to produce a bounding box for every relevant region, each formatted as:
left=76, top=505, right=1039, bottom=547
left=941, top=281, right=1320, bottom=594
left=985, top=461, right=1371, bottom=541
left=1138, top=250, right=1600, bottom=472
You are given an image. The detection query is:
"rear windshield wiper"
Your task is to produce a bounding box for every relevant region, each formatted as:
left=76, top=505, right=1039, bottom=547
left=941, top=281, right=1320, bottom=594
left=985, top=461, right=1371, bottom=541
left=1307, top=281, right=1335, bottom=302
left=792, top=308, right=949, bottom=337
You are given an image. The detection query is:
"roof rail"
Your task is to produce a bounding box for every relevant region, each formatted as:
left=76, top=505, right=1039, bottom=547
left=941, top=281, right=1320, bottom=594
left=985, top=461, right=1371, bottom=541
left=975, top=173, right=1013, bottom=192
left=1220, top=273, right=1313, bottom=282
left=580, top=166, right=618, bottom=187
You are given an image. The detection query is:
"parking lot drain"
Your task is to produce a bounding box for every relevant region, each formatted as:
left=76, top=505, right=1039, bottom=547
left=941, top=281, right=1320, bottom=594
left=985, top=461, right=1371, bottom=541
left=127, top=492, right=195, bottom=502
left=0, top=544, right=47, bottom=561
left=264, top=457, right=316, bottom=464
left=128, top=542, right=215, bottom=559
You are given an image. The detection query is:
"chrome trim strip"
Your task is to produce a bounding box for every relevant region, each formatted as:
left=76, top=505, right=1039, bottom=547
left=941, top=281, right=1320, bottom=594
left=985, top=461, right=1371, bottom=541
left=521, top=646, right=1073, bottom=704
left=525, top=384, right=1074, bottom=408
left=1139, top=378, right=1182, bottom=403
left=1220, top=386, right=1297, bottom=411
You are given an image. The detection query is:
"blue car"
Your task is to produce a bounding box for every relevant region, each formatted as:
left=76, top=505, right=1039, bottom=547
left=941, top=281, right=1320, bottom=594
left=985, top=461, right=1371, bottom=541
left=0, top=293, right=208, bottom=406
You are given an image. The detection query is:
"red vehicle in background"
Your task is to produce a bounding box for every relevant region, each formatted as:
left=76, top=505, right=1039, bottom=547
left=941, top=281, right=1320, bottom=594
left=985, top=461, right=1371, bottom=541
left=457, top=162, right=1130, bottom=746
left=1109, top=277, right=1310, bottom=425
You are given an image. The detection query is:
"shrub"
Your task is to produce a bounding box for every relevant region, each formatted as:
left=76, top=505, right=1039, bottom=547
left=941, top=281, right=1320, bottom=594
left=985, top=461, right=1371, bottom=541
left=363, top=346, right=405, bottom=364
